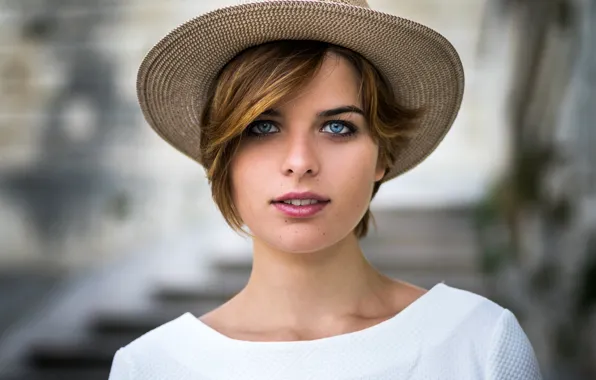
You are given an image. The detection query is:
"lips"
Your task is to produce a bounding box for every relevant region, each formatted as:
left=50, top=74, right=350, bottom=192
left=272, top=191, right=330, bottom=203
left=277, top=199, right=325, bottom=206
left=272, top=201, right=329, bottom=218
left=271, top=192, right=330, bottom=218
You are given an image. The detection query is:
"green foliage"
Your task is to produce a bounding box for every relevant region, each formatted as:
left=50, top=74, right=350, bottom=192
left=474, top=177, right=515, bottom=275
left=513, top=144, right=554, bottom=204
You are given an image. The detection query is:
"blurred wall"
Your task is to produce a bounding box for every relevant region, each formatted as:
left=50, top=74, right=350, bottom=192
left=0, top=1, right=226, bottom=269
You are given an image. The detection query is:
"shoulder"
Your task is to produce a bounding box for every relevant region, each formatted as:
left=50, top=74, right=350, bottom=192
left=424, top=284, right=542, bottom=379
left=425, top=283, right=522, bottom=342
left=484, top=308, right=543, bottom=379
left=108, top=313, right=199, bottom=379
left=424, top=283, right=507, bottom=333
left=123, top=312, right=196, bottom=355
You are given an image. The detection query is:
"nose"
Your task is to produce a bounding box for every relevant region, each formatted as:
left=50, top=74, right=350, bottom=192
left=281, top=133, right=320, bottom=178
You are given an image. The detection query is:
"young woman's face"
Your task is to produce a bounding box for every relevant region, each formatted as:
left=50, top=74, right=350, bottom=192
left=230, top=53, right=385, bottom=253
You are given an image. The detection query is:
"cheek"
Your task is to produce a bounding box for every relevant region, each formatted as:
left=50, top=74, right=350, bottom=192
left=329, top=141, right=379, bottom=187
left=230, top=148, right=272, bottom=215
left=324, top=141, right=379, bottom=215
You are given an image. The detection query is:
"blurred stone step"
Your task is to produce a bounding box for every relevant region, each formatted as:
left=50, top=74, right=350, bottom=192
left=151, top=283, right=237, bottom=304
left=25, top=342, right=115, bottom=370
left=209, top=253, right=480, bottom=276
left=2, top=369, right=109, bottom=380
left=75, top=335, right=143, bottom=358
left=365, top=207, right=476, bottom=240
left=78, top=304, right=219, bottom=349
left=361, top=240, right=478, bottom=264
left=88, top=306, right=211, bottom=338
left=0, top=270, right=62, bottom=339
left=91, top=331, right=145, bottom=352
left=89, top=312, right=187, bottom=337
left=361, top=232, right=477, bottom=246
left=25, top=330, right=173, bottom=371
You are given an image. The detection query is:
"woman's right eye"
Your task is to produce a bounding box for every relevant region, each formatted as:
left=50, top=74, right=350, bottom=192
left=247, top=121, right=280, bottom=136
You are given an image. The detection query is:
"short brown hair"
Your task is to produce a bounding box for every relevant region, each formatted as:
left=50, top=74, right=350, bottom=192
left=200, top=40, right=422, bottom=238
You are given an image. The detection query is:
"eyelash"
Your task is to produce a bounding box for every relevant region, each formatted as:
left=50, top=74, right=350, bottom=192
left=245, top=120, right=359, bottom=140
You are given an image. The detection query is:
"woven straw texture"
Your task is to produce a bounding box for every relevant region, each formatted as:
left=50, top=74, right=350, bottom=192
left=136, top=0, right=465, bottom=181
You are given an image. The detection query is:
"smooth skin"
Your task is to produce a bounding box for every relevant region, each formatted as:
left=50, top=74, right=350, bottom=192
left=200, top=53, right=426, bottom=342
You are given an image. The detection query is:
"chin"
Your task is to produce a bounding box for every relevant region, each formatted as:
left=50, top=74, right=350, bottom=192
left=260, top=224, right=348, bottom=254
left=276, top=240, right=332, bottom=254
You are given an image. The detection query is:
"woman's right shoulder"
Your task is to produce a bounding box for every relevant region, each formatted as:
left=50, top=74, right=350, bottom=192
left=122, top=312, right=197, bottom=352
left=108, top=313, right=201, bottom=379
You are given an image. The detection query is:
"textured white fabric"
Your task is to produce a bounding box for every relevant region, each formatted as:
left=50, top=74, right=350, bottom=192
left=108, top=283, right=542, bottom=379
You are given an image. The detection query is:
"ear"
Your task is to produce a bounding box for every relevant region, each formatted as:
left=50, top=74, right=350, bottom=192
left=375, top=162, right=386, bottom=182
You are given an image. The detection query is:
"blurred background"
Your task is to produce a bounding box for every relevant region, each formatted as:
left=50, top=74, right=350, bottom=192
left=0, top=0, right=594, bottom=379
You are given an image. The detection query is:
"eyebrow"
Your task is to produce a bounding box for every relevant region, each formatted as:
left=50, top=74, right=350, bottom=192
left=260, top=105, right=365, bottom=118
left=318, top=105, right=365, bottom=118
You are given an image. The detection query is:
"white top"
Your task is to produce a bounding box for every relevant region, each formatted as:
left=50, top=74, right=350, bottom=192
left=108, top=283, right=542, bottom=380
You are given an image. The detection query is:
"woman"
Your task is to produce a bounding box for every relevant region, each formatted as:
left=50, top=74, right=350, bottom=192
left=109, top=1, right=542, bottom=379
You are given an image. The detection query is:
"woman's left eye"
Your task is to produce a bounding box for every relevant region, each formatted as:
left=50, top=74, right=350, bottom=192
left=321, top=121, right=355, bottom=136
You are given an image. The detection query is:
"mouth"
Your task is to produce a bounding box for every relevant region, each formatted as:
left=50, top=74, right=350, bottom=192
left=271, top=191, right=330, bottom=204
left=273, top=199, right=329, bottom=206
left=271, top=192, right=330, bottom=218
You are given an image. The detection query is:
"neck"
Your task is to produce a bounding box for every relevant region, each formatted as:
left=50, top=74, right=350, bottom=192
left=233, top=232, right=394, bottom=328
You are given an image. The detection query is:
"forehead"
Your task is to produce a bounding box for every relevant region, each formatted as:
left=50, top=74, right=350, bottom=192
left=277, top=53, right=362, bottom=111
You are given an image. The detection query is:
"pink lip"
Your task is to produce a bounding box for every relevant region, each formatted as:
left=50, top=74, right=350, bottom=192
left=273, top=201, right=329, bottom=218
left=271, top=191, right=330, bottom=218
left=273, top=192, right=330, bottom=203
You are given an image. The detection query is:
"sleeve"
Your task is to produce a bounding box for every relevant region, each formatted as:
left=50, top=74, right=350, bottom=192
left=485, top=309, right=543, bottom=380
left=108, top=348, right=134, bottom=380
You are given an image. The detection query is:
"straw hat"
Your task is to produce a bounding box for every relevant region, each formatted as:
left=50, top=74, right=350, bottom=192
left=136, top=0, right=464, bottom=181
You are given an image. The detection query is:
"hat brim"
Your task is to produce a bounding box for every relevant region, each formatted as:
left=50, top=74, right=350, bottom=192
left=136, top=1, right=464, bottom=181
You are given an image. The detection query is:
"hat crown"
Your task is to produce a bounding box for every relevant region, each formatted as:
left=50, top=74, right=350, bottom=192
left=238, top=0, right=370, bottom=8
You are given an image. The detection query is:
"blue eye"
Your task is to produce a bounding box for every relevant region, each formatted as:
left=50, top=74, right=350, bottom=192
left=248, top=121, right=279, bottom=136
left=321, top=121, right=354, bottom=135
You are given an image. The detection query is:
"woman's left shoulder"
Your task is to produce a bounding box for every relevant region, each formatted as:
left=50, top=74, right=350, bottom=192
left=428, top=283, right=506, bottom=320
left=427, top=284, right=542, bottom=378
left=420, top=283, right=517, bottom=341
left=483, top=308, right=543, bottom=379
